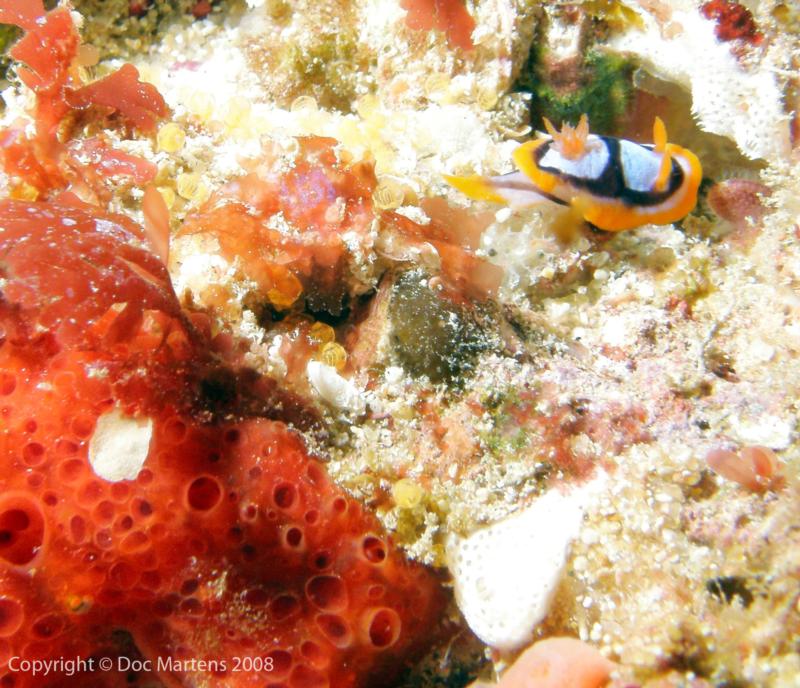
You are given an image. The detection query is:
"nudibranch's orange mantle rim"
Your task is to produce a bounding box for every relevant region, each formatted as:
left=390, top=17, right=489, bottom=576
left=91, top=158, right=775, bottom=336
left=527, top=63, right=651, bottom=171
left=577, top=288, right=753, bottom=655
left=445, top=115, right=703, bottom=232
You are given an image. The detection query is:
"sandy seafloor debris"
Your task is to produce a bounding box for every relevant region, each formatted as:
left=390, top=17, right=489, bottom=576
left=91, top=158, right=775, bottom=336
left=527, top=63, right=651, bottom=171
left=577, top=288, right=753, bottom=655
left=16, top=0, right=800, bottom=685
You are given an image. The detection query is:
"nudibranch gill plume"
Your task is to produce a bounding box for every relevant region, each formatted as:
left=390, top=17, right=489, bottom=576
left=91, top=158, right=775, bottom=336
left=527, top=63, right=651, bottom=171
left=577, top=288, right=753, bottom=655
left=445, top=115, right=702, bottom=232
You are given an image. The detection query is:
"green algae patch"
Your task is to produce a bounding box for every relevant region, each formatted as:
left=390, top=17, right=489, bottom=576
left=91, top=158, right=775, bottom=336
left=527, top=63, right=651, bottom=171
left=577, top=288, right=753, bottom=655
left=0, top=23, right=20, bottom=87
left=517, top=47, right=635, bottom=135
left=390, top=270, right=494, bottom=384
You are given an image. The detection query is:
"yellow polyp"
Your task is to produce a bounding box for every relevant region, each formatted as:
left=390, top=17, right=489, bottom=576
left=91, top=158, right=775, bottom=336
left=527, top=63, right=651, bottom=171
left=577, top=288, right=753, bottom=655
left=157, top=186, right=176, bottom=209
left=10, top=182, right=39, bottom=201
left=192, top=183, right=210, bottom=205
left=476, top=85, right=499, bottom=111
left=373, top=178, right=405, bottom=209
left=188, top=91, right=214, bottom=122
left=267, top=269, right=303, bottom=310
left=266, top=0, right=291, bottom=19
left=74, top=65, right=91, bottom=85
left=424, top=73, right=450, bottom=98
left=356, top=94, right=380, bottom=120
left=252, top=116, right=272, bottom=135
left=422, top=72, right=458, bottom=104
left=318, top=341, right=347, bottom=371
left=297, top=109, right=328, bottom=136
left=176, top=172, right=201, bottom=200
left=157, top=122, right=186, bottom=153
left=309, top=322, right=336, bottom=344
left=66, top=595, right=92, bottom=614
left=267, top=288, right=298, bottom=310
left=392, top=478, right=423, bottom=509
left=372, top=144, right=396, bottom=176
left=76, top=44, right=100, bottom=67
left=290, top=95, right=318, bottom=113
left=364, top=110, right=388, bottom=134
left=337, top=118, right=368, bottom=150
left=224, top=96, right=252, bottom=129
left=137, top=65, right=157, bottom=85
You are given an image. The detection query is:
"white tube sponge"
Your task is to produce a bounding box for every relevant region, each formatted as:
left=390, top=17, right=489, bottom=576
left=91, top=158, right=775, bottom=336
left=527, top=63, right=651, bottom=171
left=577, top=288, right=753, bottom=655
left=606, top=5, right=790, bottom=162
left=446, top=476, right=605, bottom=651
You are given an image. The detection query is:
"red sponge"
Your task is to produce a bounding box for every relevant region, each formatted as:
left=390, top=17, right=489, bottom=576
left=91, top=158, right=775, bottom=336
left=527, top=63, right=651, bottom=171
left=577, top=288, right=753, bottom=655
left=0, top=199, right=444, bottom=687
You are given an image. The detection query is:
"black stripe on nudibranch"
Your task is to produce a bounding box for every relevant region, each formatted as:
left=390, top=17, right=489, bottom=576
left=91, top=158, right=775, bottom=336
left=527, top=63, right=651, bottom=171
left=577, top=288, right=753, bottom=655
left=534, top=138, right=685, bottom=208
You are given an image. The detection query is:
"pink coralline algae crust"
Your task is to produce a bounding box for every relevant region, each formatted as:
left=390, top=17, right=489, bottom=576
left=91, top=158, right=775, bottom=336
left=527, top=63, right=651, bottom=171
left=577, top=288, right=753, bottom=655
left=481, top=388, right=650, bottom=481
left=701, top=0, right=764, bottom=45
left=705, top=446, right=780, bottom=492
left=0, top=199, right=445, bottom=687
left=470, top=637, right=615, bottom=688
left=707, top=179, right=770, bottom=227
left=707, top=179, right=772, bottom=246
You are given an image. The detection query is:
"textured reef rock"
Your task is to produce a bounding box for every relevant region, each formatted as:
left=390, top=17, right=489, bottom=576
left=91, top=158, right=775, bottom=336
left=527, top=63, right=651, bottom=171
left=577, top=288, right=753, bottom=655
left=3, top=0, right=800, bottom=687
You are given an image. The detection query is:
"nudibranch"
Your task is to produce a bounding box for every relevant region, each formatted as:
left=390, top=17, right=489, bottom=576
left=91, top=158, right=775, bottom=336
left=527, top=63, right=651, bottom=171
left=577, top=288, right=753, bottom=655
left=445, top=115, right=702, bottom=232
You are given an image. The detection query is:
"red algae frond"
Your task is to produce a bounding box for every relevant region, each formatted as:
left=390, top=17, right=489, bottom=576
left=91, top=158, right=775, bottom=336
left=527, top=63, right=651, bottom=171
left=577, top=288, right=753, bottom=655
left=67, top=63, right=168, bottom=133
left=142, top=185, right=171, bottom=265
left=0, top=3, right=166, bottom=202
left=701, top=0, right=764, bottom=45
left=400, top=0, right=476, bottom=51
left=179, top=136, right=376, bottom=315
left=0, top=0, right=45, bottom=30
left=383, top=198, right=503, bottom=301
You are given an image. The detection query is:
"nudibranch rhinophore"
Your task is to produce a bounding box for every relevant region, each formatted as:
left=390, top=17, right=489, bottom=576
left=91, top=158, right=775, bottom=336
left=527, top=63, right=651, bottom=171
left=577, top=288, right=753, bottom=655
left=445, top=115, right=703, bottom=232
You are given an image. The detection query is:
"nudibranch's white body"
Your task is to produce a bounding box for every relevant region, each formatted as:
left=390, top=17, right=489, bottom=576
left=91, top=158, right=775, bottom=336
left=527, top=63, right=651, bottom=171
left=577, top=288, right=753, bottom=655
left=445, top=116, right=703, bottom=232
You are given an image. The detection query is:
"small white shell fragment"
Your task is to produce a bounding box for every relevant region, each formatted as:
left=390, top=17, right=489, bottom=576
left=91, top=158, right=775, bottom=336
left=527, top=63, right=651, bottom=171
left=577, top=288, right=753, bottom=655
left=384, top=366, right=405, bottom=384
left=395, top=205, right=431, bottom=225
left=307, top=361, right=367, bottom=415
left=600, top=313, right=635, bottom=348
left=169, top=248, right=231, bottom=303
left=446, top=478, right=604, bottom=651
left=88, top=409, right=153, bottom=482
left=730, top=414, right=792, bottom=450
